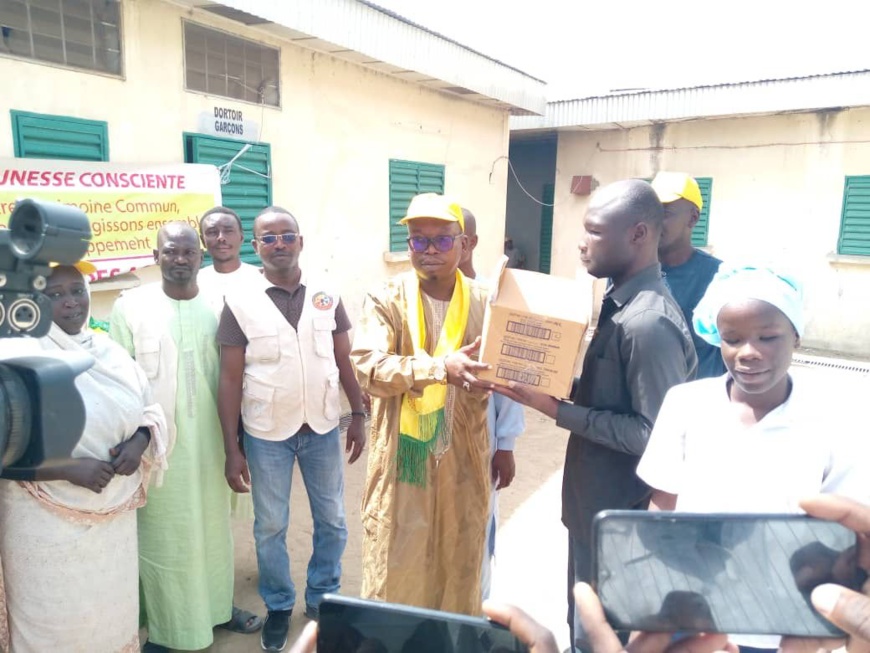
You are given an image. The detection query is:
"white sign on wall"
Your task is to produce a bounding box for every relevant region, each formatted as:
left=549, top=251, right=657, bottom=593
left=198, top=106, right=259, bottom=141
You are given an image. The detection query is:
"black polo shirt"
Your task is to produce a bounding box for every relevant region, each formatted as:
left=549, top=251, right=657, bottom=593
left=557, top=263, right=697, bottom=540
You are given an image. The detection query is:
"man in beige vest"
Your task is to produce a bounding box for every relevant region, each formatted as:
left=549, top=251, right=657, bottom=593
left=217, top=206, right=366, bottom=653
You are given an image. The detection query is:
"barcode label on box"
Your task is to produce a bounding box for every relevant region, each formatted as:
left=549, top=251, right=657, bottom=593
left=496, top=367, right=541, bottom=386
left=506, top=320, right=552, bottom=340
left=501, top=343, right=546, bottom=364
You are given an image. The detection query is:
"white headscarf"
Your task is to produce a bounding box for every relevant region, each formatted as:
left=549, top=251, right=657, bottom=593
left=693, top=265, right=804, bottom=347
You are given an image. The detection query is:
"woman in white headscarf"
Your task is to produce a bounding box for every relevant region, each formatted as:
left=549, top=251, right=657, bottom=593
left=636, top=265, right=870, bottom=651
left=0, top=262, right=169, bottom=653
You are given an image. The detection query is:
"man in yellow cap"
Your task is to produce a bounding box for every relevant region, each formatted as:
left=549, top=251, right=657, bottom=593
left=350, top=192, right=493, bottom=615
left=651, top=172, right=725, bottom=378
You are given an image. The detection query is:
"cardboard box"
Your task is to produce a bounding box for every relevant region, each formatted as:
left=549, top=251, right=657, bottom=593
left=479, top=258, right=591, bottom=399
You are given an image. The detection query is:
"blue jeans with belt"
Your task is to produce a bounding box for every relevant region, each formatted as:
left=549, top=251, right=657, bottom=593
left=244, top=426, right=347, bottom=612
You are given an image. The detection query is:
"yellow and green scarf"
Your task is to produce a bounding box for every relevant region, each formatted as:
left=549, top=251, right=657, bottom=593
left=398, top=271, right=470, bottom=487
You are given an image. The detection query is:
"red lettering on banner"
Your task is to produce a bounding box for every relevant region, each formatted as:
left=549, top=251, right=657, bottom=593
left=94, top=268, right=123, bottom=280
left=0, top=168, right=189, bottom=190
left=77, top=172, right=186, bottom=189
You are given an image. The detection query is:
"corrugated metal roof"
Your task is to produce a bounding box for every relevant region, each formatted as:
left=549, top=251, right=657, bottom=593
left=195, top=0, right=546, bottom=115
left=357, top=0, right=542, bottom=81
left=511, top=70, right=870, bottom=131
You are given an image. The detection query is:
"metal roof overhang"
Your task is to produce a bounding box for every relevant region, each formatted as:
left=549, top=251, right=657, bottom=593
left=510, top=70, right=870, bottom=132
left=170, top=0, right=547, bottom=116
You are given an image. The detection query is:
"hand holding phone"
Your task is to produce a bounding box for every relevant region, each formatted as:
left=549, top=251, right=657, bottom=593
left=593, top=510, right=866, bottom=637
left=780, top=495, right=870, bottom=653
left=318, top=595, right=530, bottom=653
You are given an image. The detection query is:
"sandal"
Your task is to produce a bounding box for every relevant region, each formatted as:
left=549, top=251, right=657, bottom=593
left=218, top=605, right=264, bottom=634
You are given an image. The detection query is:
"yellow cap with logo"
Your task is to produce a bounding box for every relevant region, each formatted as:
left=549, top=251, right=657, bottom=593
left=398, top=193, right=465, bottom=232
left=651, top=172, right=703, bottom=211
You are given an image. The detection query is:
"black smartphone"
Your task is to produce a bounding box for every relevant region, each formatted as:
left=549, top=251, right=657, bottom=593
left=317, top=594, right=530, bottom=653
left=593, top=510, right=865, bottom=637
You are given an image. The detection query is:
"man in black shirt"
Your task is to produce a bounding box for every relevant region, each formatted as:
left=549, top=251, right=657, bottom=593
left=495, top=179, right=697, bottom=652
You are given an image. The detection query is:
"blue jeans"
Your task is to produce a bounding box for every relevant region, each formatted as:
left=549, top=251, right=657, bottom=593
left=244, top=426, right=348, bottom=612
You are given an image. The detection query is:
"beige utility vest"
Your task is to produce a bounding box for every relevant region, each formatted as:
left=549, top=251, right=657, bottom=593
left=225, top=274, right=341, bottom=440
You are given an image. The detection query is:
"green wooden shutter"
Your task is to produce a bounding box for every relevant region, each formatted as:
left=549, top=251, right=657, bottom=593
left=838, top=176, right=870, bottom=256
left=692, top=177, right=713, bottom=247
left=12, top=110, right=109, bottom=161
left=539, top=183, right=554, bottom=274
left=388, top=159, right=445, bottom=252
left=184, top=134, right=272, bottom=265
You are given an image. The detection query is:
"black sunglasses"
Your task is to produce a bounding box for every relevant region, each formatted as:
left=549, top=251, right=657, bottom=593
left=256, top=233, right=298, bottom=245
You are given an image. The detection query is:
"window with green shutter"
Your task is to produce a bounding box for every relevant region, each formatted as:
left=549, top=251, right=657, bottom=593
left=388, top=160, right=445, bottom=252
left=184, top=133, right=272, bottom=265
left=838, top=176, right=870, bottom=256
left=693, top=177, right=713, bottom=247
left=12, top=110, right=109, bottom=161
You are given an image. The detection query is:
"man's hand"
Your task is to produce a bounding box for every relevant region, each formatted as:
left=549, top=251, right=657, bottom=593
left=493, top=381, right=560, bottom=420
left=346, top=415, right=366, bottom=464
left=492, top=449, right=516, bottom=489
left=482, top=600, right=560, bottom=653
left=109, top=430, right=149, bottom=475
left=64, top=458, right=116, bottom=494
left=780, top=495, right=870, bottom=653
left=225, top=448, right=251, bottom=493
left=444, top=337, right=492, bottom=393
left=574, top=582, right=737, bottom=653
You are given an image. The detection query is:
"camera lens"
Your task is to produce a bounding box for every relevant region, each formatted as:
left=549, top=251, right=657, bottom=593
left=8, top=199, right=91, bottom=265
left=0, top=364, right=31, bottom=469
left=8, top=203, right=44, bottom=258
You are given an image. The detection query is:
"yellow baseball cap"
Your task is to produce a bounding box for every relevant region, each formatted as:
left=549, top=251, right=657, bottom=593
left=50, top=260, right=97, bottom=275
left=398, top=193, right=465, bottom=232
left=651, top=172, right=703, bottom=211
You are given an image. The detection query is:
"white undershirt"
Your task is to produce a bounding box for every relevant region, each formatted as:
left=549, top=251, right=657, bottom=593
left=198, top=262, right=263, bottom=318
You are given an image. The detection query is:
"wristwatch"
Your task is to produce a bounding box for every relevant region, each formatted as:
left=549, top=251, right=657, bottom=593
left=432, top=356, right=448, bottom=385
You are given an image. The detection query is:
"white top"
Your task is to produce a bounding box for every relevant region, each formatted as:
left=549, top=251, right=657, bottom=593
left=198, top=262, right=263, bottom=318
left=638, top=370, right=870, bottom=512
left=637, top=369, right=870, bottom=648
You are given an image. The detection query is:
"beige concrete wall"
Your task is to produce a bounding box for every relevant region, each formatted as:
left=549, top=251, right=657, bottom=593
left=0, top=0, right=510, bottom=322
left=549, top=107, right=870, bottom=354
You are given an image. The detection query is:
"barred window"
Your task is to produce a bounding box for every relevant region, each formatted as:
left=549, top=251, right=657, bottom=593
left=183, top=21, right=280, bottom=107
left=0, top=0, right=122, bottom=75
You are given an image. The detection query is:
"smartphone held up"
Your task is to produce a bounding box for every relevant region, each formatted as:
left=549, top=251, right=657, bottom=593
left=317, top=595, right=529, bottom=653
left=593, top=510, right=866, bottom=637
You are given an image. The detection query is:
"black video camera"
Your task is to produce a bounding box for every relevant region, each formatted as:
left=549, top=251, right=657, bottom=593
left=0, top=198, right=93, bottom=475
